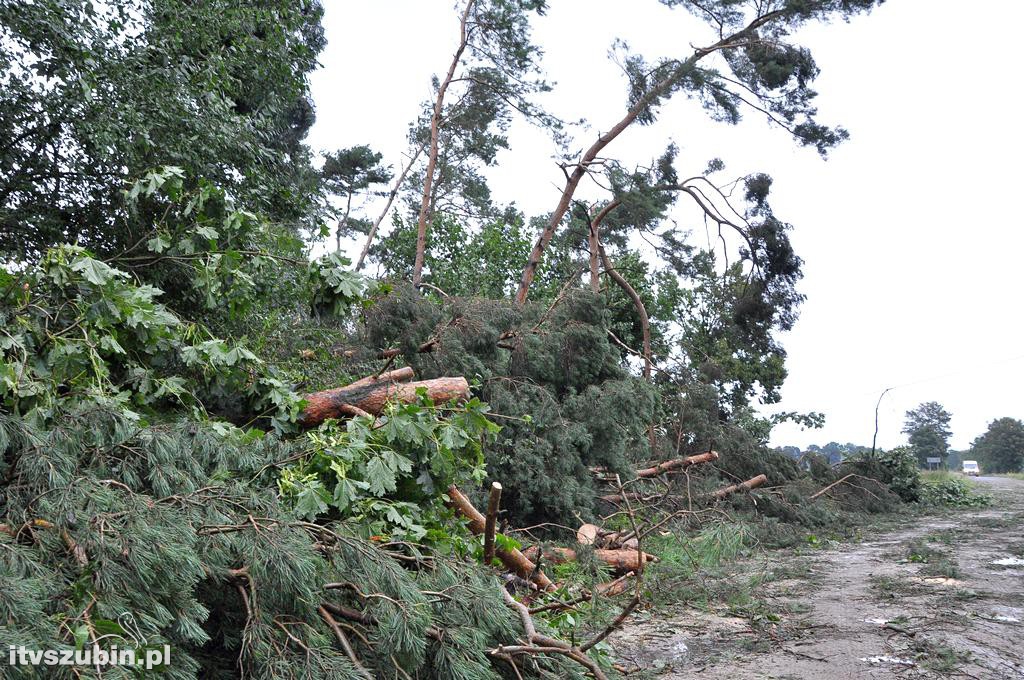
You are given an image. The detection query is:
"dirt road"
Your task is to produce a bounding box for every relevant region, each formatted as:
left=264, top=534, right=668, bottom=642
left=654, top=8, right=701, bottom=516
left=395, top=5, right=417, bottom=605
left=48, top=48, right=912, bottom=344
left=611, top=476, right=1024, bottom=679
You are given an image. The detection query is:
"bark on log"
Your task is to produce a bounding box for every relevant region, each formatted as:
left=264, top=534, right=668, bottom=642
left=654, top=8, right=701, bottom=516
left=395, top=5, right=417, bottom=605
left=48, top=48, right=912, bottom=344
left=634, top=451, right=719, bottom=478
left=521, top=546, right=656, bottom=575
left=344, top=366, right=414, bottom=390
left=446, top=485, right=554, bottom=591
left=712, top=474, right=768, bottom=500
left=300, top=376, right=469, bottom=427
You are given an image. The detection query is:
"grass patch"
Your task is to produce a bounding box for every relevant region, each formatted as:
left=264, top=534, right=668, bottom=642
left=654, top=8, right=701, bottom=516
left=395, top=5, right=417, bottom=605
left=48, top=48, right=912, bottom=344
left=870, top=574, right=931, bottom=600
left=913, top=638, right=971, bottom=673
left=924, top=527, right=970, bottom=545
left=937, top=588, right=984, bottom=606
left=897, top=539, right=961, bottom=578
left=904, top=538, right=946, bottom=564
left=920, top=558, right=961, bottom=579
left=973, top=516, right=1013, bottom=529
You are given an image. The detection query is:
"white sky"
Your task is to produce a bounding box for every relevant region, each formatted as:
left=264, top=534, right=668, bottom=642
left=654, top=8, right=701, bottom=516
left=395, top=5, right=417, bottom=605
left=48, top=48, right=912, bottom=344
left=307, top=0, right=1024, bottom=452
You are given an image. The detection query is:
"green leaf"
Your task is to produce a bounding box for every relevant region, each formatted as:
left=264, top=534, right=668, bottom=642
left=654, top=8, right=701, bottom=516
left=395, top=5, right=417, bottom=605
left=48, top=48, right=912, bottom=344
left=366, top=456, right=397, bottom=496
left=73, top=624, right=89, bottom=650
left=70, top=257, right=120, bottom=286
left=332, top=477, right=369, bottom=512
left=294, top=482, right=330, bottom=519
left=147, top=235, right=170, bottom=253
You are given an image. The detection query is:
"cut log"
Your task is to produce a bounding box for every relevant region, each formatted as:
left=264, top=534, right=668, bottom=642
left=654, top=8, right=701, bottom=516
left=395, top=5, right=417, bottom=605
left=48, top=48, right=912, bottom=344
left=300, top=376, right=469, bottom=427
left=446, top=485, right=554, bottom=591
left=635, top=451, right=719, bottom=478
left=712, top=474, right=768, bottom=500
left=521, top=546, right=656, bottom=574
left=576, top=523, right=600, bottom=545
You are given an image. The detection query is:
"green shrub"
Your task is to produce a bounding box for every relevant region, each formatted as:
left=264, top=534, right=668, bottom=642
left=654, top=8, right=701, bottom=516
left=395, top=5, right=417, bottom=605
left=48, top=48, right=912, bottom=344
left=919, top=474, right=990, bottom=507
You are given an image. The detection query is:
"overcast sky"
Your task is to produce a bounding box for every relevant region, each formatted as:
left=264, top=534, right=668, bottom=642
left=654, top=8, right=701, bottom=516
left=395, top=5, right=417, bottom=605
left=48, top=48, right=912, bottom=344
left=306, top=0, right=1024, bottom=452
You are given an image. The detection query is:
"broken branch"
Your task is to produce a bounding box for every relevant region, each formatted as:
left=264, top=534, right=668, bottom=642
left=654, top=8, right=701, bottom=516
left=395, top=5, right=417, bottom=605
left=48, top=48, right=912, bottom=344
left=446, top=485, right=554, bottom=591
left=483, top=482, right=502, bottom=565
left=712, top=474, right=768, bottom=500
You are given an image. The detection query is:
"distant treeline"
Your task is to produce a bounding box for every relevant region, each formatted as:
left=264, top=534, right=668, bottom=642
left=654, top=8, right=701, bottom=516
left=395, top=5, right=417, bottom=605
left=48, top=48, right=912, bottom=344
left=775, top=442, right=871, bottom=466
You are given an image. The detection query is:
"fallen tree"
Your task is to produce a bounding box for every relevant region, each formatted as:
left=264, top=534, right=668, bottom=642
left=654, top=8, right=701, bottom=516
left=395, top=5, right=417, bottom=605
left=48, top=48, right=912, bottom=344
left=521, top=546, right=656, bottom=575
left=712, top=474, right=768, bottom=500
left=446, top=484, right=555, bottom=591
left=634, top=450, right=720, bottom=478
left=299, top=368, right=469, bottom=426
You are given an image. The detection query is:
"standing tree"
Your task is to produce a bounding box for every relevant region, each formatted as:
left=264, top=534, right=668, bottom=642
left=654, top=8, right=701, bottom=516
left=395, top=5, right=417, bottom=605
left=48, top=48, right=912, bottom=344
left=0, top=0, right=329, bottom=264
left=408, top=0, right=560, bottom=287
left=515, top=0, right=883, bottom=305
left=970, top=417, right=1024, bottom=473
left=321, top=145, right=392, bottom=252
left=903, top=401, right=953, bottom=467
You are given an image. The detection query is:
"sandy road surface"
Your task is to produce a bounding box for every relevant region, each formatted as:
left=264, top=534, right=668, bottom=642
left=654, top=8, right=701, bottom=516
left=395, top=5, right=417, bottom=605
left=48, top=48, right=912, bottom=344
left=611, top=476, right=1024, bottom=679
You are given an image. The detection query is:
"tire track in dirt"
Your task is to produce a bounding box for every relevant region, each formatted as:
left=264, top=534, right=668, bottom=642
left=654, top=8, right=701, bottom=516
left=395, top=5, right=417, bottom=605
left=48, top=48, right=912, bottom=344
left=611, top=476, right=1024, bottom=679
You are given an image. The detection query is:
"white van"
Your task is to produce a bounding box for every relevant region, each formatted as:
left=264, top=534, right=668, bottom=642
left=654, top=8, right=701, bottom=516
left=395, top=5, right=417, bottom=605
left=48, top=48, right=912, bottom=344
left=962, top=460, right=980, bottom=477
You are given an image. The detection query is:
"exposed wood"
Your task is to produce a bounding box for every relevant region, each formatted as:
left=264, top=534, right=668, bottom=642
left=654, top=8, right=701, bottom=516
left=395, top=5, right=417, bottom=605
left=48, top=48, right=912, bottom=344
left=576, top=523, right=600, bottom=545
left=300, top=376, right=469, bottom=427
left=712, top=474, right=768, bottom=500
left=587, top=217, right=601, bottom=293
left=521, top=546, right=656, bottom=575
left=810, top=473, right=859, bottom=500
left=446, top=485, right=554, bottom=591
left=635, top=451, right=719, bottom=478
left=483, top=482, right=503, bottom=565
left=595, top=571, right=635, bottom=597
left=0, top=518, right=54, bottom=537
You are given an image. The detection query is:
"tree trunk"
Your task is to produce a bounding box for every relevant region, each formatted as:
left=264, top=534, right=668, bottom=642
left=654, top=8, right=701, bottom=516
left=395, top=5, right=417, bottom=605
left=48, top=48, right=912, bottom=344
left=483, top=482, right=502, bottom=565
left=300, top=376, right=469, bottom=427
left=521, top=546, right=656, bottom=575
left=635, top=451, right=719, bottom=478
left=412, top=0, right=475, bottom=287
left=356, top=143, right=426, bottom=271
left=513, top=10, right=787, bottom=305
left=446, top=485, right=555, bottom=591
left=596, top=229, right=655, bottom=453
left=588, top=221, right=600, bottom=293
left=712, top=474, right=768, bottom=500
